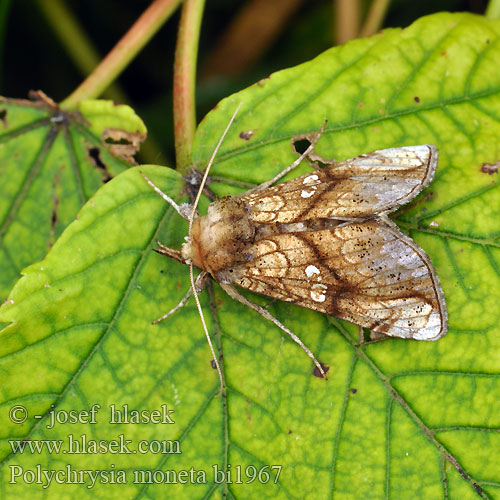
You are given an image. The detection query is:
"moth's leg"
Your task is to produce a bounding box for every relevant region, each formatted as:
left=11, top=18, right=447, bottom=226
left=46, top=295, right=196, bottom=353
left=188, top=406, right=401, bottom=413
left=290, top=121, right=335, bottom=168
left=368, top=330, right=388, bottom=342
left=248, top=121, right=327, bottom=193
left=184, top=168, right=218, bottom=203
left=153, top=271, right=209, bottom=324
left=367, top=331, right=395, bottom=345
left=202, top=186, right=216, bottom=202
left=301, top=151, right=337, bottom=168
left=220, top=283, right=328, bottom=380
left=355, top=331, right=392, bottom=347
left=153, top=288, right=192, bottom=324
left=140, top=171, right=194, bottom=220
left=263, top=298, right=278, bottom=310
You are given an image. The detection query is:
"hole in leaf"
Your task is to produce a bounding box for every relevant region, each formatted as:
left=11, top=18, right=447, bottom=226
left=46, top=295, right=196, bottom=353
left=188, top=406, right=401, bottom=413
left=104, top=137, right=132, bottom=145
left=87, top=146, right=112, bottom=183
left=0, top=108, right=7, bottom=128
left=51, top=197, right=59, bottom=227
left=293, top=138, right=311, bottom=155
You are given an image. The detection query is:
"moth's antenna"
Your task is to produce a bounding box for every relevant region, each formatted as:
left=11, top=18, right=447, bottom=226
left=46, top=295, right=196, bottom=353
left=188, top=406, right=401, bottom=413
left=188, top=102, right=242, bottom=235
left=188, top=103, right=242, bottom=394
left=140, top=172, right=191, bottom=220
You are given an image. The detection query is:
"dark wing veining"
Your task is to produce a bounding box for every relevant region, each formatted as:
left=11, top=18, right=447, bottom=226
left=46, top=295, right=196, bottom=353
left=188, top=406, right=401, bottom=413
left=227, top=219, right=447, bottom=340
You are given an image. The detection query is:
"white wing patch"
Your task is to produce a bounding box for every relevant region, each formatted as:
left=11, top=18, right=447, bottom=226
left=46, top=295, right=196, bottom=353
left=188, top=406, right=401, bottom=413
left=311, top=283, right=327, bottom=302
left=301, top=174, right=321, bottom=198
left=305, top=265, right=320, bottom=278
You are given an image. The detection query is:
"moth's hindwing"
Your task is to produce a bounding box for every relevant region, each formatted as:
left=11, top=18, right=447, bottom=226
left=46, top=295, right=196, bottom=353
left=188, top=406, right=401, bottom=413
left=230, top=219, right=447, bottom=340
left=243, top=145, right=437, bottom=223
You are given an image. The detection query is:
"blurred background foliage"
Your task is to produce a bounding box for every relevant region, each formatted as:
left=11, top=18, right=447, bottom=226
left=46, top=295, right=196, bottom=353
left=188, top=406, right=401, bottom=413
left=0, top=0, right=488, bottom=166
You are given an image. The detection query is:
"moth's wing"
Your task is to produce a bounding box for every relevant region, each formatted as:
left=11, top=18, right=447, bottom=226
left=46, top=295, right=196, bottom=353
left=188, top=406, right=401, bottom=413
left=242, top=145, right=437, bottom=223
left=227, top=219, right=447, bottom=340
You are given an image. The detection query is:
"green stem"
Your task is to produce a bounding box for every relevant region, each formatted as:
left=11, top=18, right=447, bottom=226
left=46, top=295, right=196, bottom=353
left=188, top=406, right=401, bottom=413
left=173, top=0, right=206, bottom=173
left=34, top=0, right=125, bottom=104
left=486, top=0, right=500, bottom=19
left=0, top=0, right=12, bottom=90
left=60, top=0, right=182, bottom=109
left=359, top=0, right=391, bottom=38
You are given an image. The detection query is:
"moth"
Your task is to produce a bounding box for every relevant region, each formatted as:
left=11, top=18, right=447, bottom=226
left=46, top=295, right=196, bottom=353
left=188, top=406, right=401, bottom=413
left=142, top=110, right=448, bottom=385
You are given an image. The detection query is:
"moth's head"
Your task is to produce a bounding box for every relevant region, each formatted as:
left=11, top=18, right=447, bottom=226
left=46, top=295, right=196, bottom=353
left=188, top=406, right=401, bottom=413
left=181, top=215, right=202, bottom=268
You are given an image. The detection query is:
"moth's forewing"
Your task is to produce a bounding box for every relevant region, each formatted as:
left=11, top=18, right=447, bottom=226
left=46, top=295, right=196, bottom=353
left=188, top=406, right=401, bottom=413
left=230, top=219, right=447, bottom=340
left=243, top=145, right=437, bottom=222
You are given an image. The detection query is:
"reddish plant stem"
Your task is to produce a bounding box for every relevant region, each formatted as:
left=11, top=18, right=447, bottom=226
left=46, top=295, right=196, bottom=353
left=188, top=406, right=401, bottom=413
left=335, top=0, right=360, bottom=45
left=61, top=0, right=182, bottom=109
left=173, top=0, right=206, bottom=173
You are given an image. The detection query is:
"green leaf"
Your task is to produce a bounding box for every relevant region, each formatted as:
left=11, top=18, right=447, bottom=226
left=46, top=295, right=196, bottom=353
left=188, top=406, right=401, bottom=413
left=0, top=93, right=146, bottom=301
left=1, top=11, right=500, bottom=499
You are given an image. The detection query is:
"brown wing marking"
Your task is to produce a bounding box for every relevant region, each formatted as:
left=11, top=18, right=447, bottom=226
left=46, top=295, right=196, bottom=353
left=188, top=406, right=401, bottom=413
left=242, top=145, right=438, bottom=223
left=228, top=219, right=447, bottom=340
